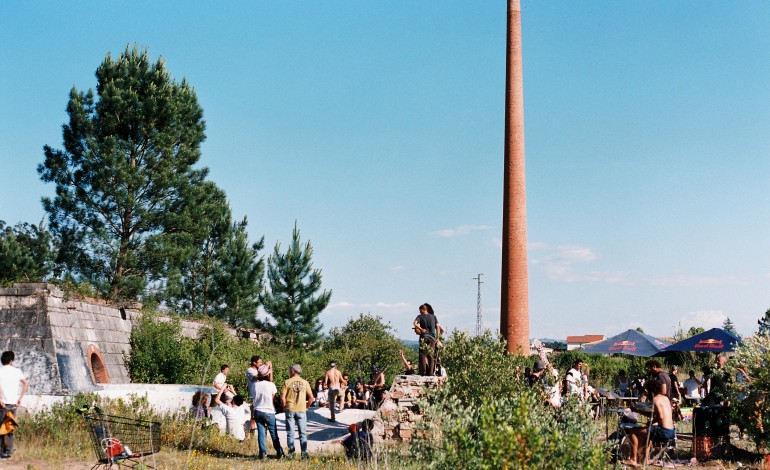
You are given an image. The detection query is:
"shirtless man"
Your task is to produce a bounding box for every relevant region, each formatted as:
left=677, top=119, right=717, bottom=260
left=324, top=362, right=343, bottom=422
left=625, top=378, right=674, bottom=467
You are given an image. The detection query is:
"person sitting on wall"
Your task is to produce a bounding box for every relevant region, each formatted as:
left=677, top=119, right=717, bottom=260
left=365, top=366, right=386, bottom=409
left=352, top=381, right=370, bottom=409
left=399, top=350, right=416, bottom=375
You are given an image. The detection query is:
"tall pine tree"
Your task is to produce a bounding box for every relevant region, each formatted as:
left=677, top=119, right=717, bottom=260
left=38, top=46, right=208, bottom=300
left=212, top=217, right=265, bottom=328
left=262, top=223, right=331, bottom=348
left=161, top=182, right=232, bottom=316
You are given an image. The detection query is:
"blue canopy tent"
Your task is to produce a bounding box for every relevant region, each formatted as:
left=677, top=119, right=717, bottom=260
left=659, top=327, right=740, bottom=353
left=581, top=329, right=671, bottom=357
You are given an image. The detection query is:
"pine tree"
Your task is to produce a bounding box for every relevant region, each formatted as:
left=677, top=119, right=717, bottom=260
left=212, top=217, right=265, bottom=328
left=758, top=309, right=770, bottom=336
left=161, top=182, right=232, bottom=316
left=262, top=223, right=331, bottom=348
left=38, top=46, right=208, bottom=301
left=722, top=317, right=740, bottom=338
left=0, top=221, right=53, bottom=283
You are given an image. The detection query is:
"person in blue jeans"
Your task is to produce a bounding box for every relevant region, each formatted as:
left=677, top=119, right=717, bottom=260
left=251, top=364, right=283, bottom=459
left=281, top=364, right=314, bottom=458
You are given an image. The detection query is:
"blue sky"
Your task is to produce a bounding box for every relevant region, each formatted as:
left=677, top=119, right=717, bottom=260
left=1, top=1, right=768, bottom=340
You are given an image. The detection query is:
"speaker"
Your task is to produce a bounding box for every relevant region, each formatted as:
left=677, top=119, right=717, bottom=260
left=693, top=405, right=730, bottom=437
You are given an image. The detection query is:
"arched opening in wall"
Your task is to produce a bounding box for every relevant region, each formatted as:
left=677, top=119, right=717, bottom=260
left=87, top=345, right=110, bottom=384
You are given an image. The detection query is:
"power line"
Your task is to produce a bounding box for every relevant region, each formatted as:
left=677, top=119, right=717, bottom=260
left=473, top=273, right=484, bottom=336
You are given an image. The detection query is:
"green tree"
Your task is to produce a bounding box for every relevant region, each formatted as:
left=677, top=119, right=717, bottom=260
left=38, top=46, right=209, bottom=301
left=0, top=220, right=53, bottom=284
left=262, top=223, right=331, bottom=349
left=326, top=313, right=404, bottom=380
left=161, top=182, right=232, bottom=317
left=212, top=217, right=265, bottom=328
left=758, top=308, right=770, bottom=336
left=722, top=317, right=740, bottom=338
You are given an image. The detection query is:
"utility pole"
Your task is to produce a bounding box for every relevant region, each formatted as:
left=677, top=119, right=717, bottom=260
left=474, top=274, right=484, bottom=336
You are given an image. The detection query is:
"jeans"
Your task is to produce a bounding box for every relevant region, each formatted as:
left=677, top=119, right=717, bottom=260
left=0, top=404, right=16, bottom=456
left=254, top=410, right=282, bottom=457
left=284, top=411, right=308, bottom=455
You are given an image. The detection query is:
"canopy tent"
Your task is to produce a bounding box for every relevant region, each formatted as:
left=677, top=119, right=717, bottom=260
left=660, top=327, right=740, bottom=353
left=580, top=329, right=671, bottom=357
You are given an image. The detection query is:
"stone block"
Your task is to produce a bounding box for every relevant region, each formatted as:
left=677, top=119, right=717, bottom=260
left=398, top=428, right=413, bottom=439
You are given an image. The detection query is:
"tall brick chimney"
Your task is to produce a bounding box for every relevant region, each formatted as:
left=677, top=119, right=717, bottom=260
left=501, top=0, right=529, bottom=354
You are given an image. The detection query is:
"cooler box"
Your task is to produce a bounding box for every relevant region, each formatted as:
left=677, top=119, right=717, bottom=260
left=693, top=405, right=729, bottom=437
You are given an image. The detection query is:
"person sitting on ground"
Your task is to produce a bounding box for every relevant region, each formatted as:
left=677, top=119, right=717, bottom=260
left=399, top=350, right=416, bottom=375
left=617, top=370, right=630, bottom=397
left=682, top=370, right=702, bottom=405
left=212, top=387, right=250, bottom=441
left=313, top=379, right=328, bottom=407
left=623, top=378, right=674, bottom=468
left=343, top=375, right=355, bottom=409
left=353, top=381, right=370, bottom=409
left=190, top=390, right=211, bottom=421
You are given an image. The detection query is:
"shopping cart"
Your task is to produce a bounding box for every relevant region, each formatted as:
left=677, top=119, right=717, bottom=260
left=81, top=407, right=161, bottom=469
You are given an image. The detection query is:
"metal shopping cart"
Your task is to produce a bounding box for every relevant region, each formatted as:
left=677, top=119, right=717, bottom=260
left=81, top=407, right=161, bottom=469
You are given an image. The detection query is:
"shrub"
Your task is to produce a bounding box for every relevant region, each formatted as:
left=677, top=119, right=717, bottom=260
left=410, top=331, right=606, bottom=469
left=727, top=334, right=770, bottom=453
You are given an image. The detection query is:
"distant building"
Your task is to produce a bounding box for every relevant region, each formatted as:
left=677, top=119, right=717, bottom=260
left=566, top=335, right=605, bottom=351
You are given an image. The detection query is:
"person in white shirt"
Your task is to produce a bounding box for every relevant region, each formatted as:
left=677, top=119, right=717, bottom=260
left=0, top=350, right=29, bottom=459
left=212, top=387, right=249, bottom=441
left=252, top=365, right=283, bottom=459
left=565, top=359, right=584, bottom=396
left=213, top=364, right=236, bottom=402
left=682, top=370, right=702, bottom=405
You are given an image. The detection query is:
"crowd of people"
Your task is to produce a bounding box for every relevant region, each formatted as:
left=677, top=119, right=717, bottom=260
left=187, top=303, right=447, bottom=460
left=524, top=350, right=742, bottom=466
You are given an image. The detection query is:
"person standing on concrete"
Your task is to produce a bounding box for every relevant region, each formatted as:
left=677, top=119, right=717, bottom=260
left=281, top=364, right=314, bottom=459
left=324, top=362, right=343, bottom=422
left=0, top=351, right=29, bottom=459
left=252, top=364, right=283, bottom=459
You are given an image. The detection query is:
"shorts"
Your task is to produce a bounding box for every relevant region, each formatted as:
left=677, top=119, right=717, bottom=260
left=651, top=426, right=675, bottom=441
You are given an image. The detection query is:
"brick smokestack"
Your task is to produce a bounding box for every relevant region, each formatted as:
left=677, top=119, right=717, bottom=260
left=501, top=0, right=529, bottom=354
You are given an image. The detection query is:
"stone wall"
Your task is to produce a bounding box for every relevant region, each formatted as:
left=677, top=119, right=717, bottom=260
left=0, top=283, right=267, bottom=395
left=372, top=374, right=445, bottom=441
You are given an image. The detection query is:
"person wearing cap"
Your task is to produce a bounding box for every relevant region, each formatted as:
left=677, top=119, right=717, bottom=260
left=324, top=362, right=343, bottom=422
left=281, top=364, right=314, bottom=459
left=252, top=364, right=283, bottom=459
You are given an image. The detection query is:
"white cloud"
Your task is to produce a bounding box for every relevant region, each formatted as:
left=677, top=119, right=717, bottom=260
left=430, top=224, right=493, bottom=238
left=390, top=265, right=405, bottom=272
left=529, top=242, right=630, bottom=284
left=677, top=310, right=727, bottom=331
left=649, top=274, right=741, bottom=287
left=327, top=301, right=411, bottom=311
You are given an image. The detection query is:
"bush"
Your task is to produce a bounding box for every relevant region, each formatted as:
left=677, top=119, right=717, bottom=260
left=727, top=334, right=770, bottom=453
left=410, top=331, right=607, bottom=469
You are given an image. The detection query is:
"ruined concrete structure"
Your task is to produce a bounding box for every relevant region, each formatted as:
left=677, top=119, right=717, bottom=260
left=0, top=283, right=265, bottom=396
left=372, top=374, right=444, bottom=441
